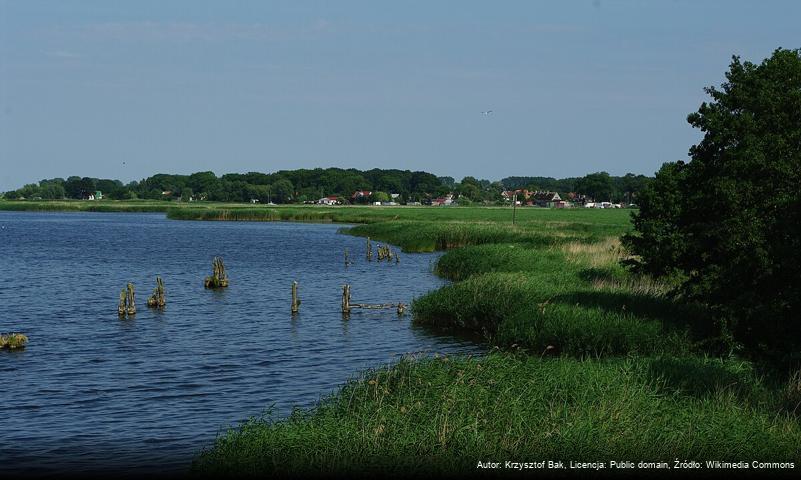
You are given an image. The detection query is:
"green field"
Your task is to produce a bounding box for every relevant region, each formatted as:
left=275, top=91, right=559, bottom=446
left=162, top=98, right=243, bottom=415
left=3, top=200, right=799, bottom=474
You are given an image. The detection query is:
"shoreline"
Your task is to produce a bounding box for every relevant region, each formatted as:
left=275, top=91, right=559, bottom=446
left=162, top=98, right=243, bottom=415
left=4, top=201, right=798, bottom=474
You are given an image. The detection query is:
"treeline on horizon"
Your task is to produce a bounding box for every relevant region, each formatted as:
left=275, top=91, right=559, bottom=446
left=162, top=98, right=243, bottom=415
left=2, top=168, right=652, bottom=205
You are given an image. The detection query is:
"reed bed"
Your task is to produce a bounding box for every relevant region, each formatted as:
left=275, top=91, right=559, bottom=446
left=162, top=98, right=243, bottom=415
left=0, top=200, right=174, bottom=213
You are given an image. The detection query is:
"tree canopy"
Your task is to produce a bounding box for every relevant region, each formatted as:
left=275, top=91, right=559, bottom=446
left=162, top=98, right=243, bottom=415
left=6, top=167, right=653, bottom=205
left=623, top=48, right=801, bottom=357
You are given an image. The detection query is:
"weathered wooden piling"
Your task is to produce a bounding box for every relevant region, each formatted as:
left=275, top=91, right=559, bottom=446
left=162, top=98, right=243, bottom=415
left=118, top=283, right=136, bottom=317
left=126, top=283, right=136, bottom=315
left=291, top=281, right=300, bottom=314
left=340, top=284, right=406, bottom=316
left=374, top=244, right=394, bottom=262
left=366, top=237, right=373, bottom=261
left=147, top=276, right=166, bottom=308
left=118, top=289, right=126, bottom=316
left=204, top=256, right=229, bottom=288
left=0, top=333, right=28, bottom=350
left=341, top=284, right=351, bottom=314
left=344, top=248, right=352, bottom=267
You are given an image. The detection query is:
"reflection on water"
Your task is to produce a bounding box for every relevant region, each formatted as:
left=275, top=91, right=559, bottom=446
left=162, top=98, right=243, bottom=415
left=0, top=212, right=483, bottom=475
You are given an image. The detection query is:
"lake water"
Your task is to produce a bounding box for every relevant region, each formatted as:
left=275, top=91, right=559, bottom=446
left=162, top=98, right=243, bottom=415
left=0, top=212, right=482, bottom=475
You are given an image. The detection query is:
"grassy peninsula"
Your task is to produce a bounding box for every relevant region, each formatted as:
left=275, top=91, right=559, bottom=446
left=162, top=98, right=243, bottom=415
left=172, top=204, right=801, bottom=475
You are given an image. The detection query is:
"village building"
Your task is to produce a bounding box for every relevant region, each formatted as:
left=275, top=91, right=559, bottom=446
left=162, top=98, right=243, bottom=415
left=531, top=191, right=564, bottom=208
left=317, top=195, right=340, bottom=205
left=431, top=193, right=455, bottom=206
left=80, top=190, right=102, bottom=200
left=351, top=191, right=372, bottom=202
left=501, top=189, right=531, bottom=205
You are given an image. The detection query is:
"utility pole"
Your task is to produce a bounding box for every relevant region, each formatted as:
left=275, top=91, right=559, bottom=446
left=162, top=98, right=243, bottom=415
left=512, top=192, right=517, bottom=225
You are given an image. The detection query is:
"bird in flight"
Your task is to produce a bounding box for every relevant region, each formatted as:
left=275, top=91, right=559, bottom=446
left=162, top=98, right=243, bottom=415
left=481, top=110, right=493, bottom=116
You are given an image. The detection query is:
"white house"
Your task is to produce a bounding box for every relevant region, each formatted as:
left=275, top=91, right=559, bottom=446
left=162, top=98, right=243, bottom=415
left=318, top=196, right=339, bottom=205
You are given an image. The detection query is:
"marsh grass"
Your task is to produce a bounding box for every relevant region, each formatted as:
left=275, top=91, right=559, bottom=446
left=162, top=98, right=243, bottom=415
left=783, top=369, right=801, bottom=415
left=168, top=205, right=801, bottom=474
left=411, top=233, right=702, bottom=358
left=193, top=354, right=801, bottom=476
left=0, top=199, right=174, bottom=213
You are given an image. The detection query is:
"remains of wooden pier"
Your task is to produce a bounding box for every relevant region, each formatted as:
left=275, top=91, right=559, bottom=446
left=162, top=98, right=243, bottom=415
left=372, top=244, right=399, bottom=264
left=341, top=284, right=406, bottom=316
left=147, top=276, right=166, bottom=308
left=366, top=237, right=373, bottom=261
left=291, top=281, right=301, bottom=314
left=0, top=333, right=28, bottom=350
left=204, top=256, right=229, bottom=288
left=118, top=282, right=136, bottom=317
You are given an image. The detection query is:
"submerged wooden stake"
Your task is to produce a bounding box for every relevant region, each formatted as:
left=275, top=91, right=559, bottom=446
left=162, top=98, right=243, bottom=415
left=341, top=284, right=351, bottom=314
left=344, top=248, right=352, bottom=267
left=147, top=276, right=166, bottom=308
left=204, top=256, right=229, bottom=288
left=0, top=333, right=28, bottom=350
left=340, top=285, right=406, bottom=316
left=366, top=237, right=373, bottom=261
left=125, top=283, right=136, bottom=316
left=291, top=281, right=300, bottom=314
left=118, top=289, right=126, bottom=316
left=118, top=283, right=136, bottom=317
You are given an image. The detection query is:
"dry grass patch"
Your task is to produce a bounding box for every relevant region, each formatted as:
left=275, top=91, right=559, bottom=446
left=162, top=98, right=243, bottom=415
left=590, top=275, right=672, bottom=297
left=562, top=237, right=630, bottom=268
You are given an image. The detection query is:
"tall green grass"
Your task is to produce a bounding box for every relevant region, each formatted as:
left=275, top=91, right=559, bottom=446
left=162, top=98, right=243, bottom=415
left=411, top=271, right=691, bottom=357
left=0, top=199, right=174, bottom=212
left=193, top=354, right=801, bottom=477
left=184, top=204, right=801, bottom=474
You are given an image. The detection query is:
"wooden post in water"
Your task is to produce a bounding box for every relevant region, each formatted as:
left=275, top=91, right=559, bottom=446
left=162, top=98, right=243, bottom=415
left=397, top=303, right=406, bottom=315
left=341, top=284, right=351, bottom=315
left=118, top=289, right=126, bottom=316
left=125, top=283, right=136, bottom=316
left=147, top=276, right=166, bottom=308
left=344, top=248, right=351, bottom=267
left=0, top=333, right=29, bottom=350
left=291, top=281, right=300, bottom=314
left=204, top=256, right=229, bottom=288
left=366, top=237, right=373, bottom=261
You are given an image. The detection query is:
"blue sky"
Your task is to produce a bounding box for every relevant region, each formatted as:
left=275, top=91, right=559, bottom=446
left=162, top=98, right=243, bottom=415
left=1, top=1, right=799, bottom=190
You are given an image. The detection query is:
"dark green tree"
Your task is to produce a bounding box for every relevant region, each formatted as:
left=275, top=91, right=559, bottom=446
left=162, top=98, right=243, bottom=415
left=271, top=179, right=294, bottom=203
left=575, top=172, right=613, bottom=201
left=623, top=48, right=801, bottom=356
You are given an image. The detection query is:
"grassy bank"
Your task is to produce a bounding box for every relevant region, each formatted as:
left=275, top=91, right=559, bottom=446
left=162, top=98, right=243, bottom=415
left=190, top=205, right=800, bottom=476
left=194, top=354, right=801, bottom=476
left=0, top=199, right=176, bottom=212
